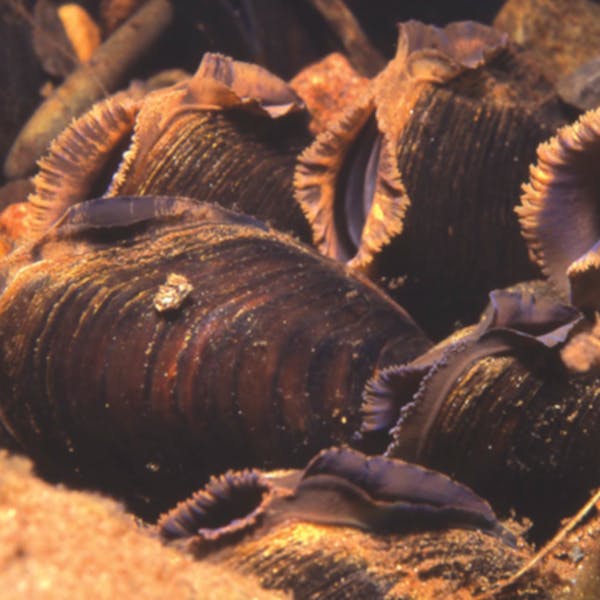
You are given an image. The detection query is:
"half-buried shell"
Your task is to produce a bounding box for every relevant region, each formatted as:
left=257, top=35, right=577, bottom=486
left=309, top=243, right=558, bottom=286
left=0, top=194, right=430, bottom=515
left=156, top=447, right=527, bottom=600
left=362, top=281, right=597, bottom=533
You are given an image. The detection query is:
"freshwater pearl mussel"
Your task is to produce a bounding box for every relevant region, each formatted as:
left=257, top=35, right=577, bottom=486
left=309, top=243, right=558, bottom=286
left=20, top=52, right=313, bottom=248
left=155, top=447, right=530, bottom=599
left=347, top=103, right=600, bottom=535
left=0, top=190, right=539, bottom=597
left=0, top=193, right=430, bottom=513
left=295, top=19, right=569, bottom=336
left=2, top=15, right=600, bottom=598
left=360, top=278, right=600, bottom=534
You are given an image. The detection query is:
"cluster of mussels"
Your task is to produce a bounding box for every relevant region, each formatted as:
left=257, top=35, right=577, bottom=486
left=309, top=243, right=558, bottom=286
left=1, top=17, right=600, bottom=598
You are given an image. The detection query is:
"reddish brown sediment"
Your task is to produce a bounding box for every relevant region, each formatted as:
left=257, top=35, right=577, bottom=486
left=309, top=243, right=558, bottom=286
left=0, top=450, right=285, bottom=600
left=290, top=53, right=369, bottom=136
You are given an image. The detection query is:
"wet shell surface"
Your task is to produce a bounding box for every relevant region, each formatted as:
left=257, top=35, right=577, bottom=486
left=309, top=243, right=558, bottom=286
left=0, top=194, right=430, bottom=513
left=362, top=281, right=599, bottom=530
left=198, top=520, right=535, bottom=600
left=24, top=53, right=313, bottom=245
left=295, top=20, right=568, bottom=336
left=156, top=448, right=530, bottom=600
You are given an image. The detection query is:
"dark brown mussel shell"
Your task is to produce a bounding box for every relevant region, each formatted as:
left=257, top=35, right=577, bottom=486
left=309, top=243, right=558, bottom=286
left=23, top=53, right=313, bottom=245
left=0, top=195, right=430, bottom=515
left=296, top=20, right=568, bottom=337
left=362, top=281, right=598, bottom=534
left=156, top=447, right=534, bottom=600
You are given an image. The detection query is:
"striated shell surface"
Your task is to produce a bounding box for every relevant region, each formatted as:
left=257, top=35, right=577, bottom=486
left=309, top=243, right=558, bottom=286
left=24, top=53, right=313, bottom=245
left=201, top=520, right=535, bottom=600
left=296, top=20, right=568, bottom=336
left=0, top=194, right=430, bottom=513
left=155, top=447, right=530, bottom=600
left=362, top=281, right=599, bottom=531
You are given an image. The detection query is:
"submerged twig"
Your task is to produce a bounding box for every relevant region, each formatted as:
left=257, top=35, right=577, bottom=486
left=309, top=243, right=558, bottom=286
left=476, top=487, right=600, bottom=599
left=8, top=0, right=80, bottom=74
left=4, top=0, right=173, bottom=179
left=307, top=0, right=385, bottom=76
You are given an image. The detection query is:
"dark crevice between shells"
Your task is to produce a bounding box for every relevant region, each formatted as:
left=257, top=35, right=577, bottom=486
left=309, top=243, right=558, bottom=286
left=333, top=115, right=381, bottom=261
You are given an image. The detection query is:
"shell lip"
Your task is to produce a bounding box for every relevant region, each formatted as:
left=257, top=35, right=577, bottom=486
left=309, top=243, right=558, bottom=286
left=279, top=446, right=514, bottom=544
left=516, top=106, right=600, bottom=308
left=37, top=195, right=269, bottom=245
left=476, top=287, right=582, bottom=346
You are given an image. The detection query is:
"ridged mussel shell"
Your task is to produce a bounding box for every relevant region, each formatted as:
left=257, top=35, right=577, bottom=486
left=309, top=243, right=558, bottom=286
left=362, top=281, right=599, bottom=532
left=23, top=53, right=313, bottom=245
left=0, top=195, right=429, bottom=514
left=156, top=447, right=529, bottom=600
left=296, top=20, right=568, bottom=337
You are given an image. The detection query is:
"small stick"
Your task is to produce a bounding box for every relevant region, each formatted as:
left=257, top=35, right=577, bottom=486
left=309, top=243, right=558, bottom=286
left=476, top=487, right=600, bottom=599
left=307, top=0, right=385, bottom=77
left=4, top=0, right=173, bottom=179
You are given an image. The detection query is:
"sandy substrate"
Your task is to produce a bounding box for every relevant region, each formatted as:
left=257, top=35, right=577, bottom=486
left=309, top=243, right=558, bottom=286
left=2, top=446, right=600, bottom=599
left=0, top=451, right=285, bottom=600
